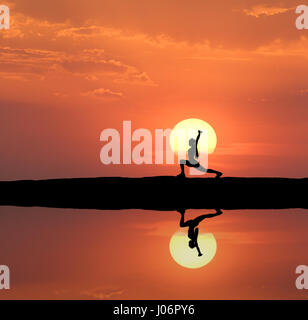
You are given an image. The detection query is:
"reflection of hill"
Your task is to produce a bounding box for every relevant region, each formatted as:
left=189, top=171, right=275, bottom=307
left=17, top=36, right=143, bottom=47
left=0, top=176, right=307, bottom=210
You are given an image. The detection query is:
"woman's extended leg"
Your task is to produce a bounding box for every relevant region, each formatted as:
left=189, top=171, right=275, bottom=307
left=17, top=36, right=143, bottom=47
left=207, top=168, right=223, bottom=178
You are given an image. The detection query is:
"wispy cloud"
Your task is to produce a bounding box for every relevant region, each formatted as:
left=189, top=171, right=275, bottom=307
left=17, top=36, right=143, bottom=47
left=243, top=5, right=293, bottom=18
left=81, top=88, right=123, bottom=99
left=0, top=46, right=154, bottom=86
left=299, top=88, right=308, bottom=95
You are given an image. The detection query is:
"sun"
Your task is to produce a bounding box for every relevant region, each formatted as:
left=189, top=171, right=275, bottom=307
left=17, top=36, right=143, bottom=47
left=169, top=230, right=217, bottom=269
left=169, top=118, right=217, bottom=154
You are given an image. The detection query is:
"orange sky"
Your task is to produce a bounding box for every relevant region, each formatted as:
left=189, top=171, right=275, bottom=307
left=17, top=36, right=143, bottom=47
left=1, top=2, right=308, bottom=300
left=1, top=0, right=308, bottom=180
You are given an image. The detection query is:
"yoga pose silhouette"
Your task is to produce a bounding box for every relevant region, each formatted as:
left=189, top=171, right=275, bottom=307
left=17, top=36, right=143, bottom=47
left=177, top=208, right=222, bottom=256
left=177, top=130, right=222, bottom=178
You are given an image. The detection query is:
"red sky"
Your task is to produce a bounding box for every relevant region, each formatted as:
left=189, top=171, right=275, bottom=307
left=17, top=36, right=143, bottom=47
left=1, top=0, right=308, bottom=180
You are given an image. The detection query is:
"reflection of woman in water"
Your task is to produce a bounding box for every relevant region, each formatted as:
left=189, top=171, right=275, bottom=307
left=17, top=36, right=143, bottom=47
left=178, top=130, right=223, bottom=178
left=178, top=208, right=222, bottom=256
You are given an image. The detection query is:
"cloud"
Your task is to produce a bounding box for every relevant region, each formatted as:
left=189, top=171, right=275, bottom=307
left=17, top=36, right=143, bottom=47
left=53, top=92, right=68, bottom=97
left=81, top=287, right=124, bottom=300
left=114, top=69, right=157, bottom=86
left=0, top=46, right=154, bottom=86
left=243, top=5, right=293, bottom=18
left=299, top=88, right=308, bottom=95
left=0, top=46, right=63, bottom=78
left=81, top=88, right=123, bottom=99
left=0, top=9, right=67, bottom=39
left=56, top=25, right=123, bottom=40
left=8, top=0, right=303, bottom=50
left=58, top=49, right=155, bottom=85
left=61, top=58, right=126, bottom=74
left=56, top=24, right=170, bottom=49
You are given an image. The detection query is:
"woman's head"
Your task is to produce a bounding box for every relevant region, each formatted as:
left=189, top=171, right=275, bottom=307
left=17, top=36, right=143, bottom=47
left=188, top=240, right=195, bottom=248
left=189, top=138, right=196, bottom=146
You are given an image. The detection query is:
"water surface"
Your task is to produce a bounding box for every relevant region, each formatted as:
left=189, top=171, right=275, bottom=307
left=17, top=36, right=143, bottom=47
left=0, top=206, right=307, bottom=299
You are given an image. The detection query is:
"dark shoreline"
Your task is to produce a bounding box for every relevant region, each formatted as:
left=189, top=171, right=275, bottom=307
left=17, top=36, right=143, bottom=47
left=0, top=176, right=307, bottom=211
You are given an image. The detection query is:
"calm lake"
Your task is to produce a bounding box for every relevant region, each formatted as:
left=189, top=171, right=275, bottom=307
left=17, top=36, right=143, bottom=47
left=1, top=206, right=308, bottom=299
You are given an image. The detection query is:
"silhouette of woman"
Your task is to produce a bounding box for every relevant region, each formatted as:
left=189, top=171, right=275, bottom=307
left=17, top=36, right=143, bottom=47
left=177, top=130, right=222, bottom=178
left=177, top=208, right=222, bottom=256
